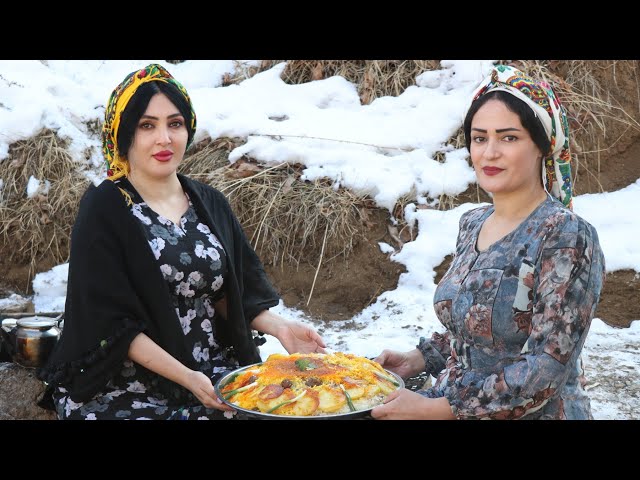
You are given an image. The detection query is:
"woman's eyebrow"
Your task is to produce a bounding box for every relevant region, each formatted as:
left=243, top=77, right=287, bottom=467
left=140, top=112, right=183, bottom=120
left=471, top=127, right=521, bottom=133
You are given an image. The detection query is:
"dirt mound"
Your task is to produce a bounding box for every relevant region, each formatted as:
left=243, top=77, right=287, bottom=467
left=264, top=208, right=406, bottom=320
left=567, top=61, right=640, bottom=195
left=595, top=270, right=640, bottom=327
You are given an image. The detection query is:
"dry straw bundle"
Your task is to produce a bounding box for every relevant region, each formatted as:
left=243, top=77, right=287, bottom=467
left=187, top=61, right=639, bottom=268
left=389, top=60, right=640, bottom=212
left=0, top=129, right=89, bottom=288
left=258, top=60, right=440, bottom=104
left=252, top=60, right=638, bottom=229
left=2, top=60, right=636, bottom=294
left=510, top=60, right=640, bottom=193
left=180, top=139, right=370, bottom=271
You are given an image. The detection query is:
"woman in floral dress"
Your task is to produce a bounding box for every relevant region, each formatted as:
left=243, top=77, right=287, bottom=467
left=38, top=64, right=325, bottom=420
left=372, top=65, right=605, bottom=420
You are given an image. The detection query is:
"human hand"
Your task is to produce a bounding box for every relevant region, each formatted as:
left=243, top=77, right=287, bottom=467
left=277, top=320, right=327, bottom=355
left=371, top=389, right=456, bottom=420
left=374, top=348, right=423, bottom=380
left=185, top=370, right=235, bottom=412
left=370, top=389, right=431, bottom=420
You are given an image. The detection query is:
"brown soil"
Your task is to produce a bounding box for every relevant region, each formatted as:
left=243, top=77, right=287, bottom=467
left=264, top=208, right=406, bottom=321
left=567, top=61, right=640, bottom=196
left=594, top=270, right=640, bottom=327
left=584, top=139, right=640, bottom=194
left=0, top=259, right=57, bottom=294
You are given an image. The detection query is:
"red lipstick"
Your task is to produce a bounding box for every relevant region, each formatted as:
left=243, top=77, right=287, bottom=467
left=482, top=167, right=504, bottom=176
left=153, top=150, right=173, bottom=162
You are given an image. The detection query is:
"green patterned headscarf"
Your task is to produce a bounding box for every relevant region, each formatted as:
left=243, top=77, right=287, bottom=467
left=469, top=65, right=573, bottom=209
left=102, top=63, right=197, bottom=181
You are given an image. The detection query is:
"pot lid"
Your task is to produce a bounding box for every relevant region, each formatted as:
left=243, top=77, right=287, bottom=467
left=16, top=317, right=57, bottom=330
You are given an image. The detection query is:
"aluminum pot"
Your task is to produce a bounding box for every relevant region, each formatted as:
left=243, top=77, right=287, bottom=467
left=12, top=317, right=60, bottom=368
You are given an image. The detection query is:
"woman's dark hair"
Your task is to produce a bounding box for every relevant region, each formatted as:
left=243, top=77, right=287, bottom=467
left=117, top=81, right=195, bottom=158
left=463, top=90, right=551, bottom=156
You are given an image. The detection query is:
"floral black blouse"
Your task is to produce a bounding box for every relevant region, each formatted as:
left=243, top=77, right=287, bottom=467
left=53, top=182, right=240, bottom=420
left=417, top=196, right=605, bottom=420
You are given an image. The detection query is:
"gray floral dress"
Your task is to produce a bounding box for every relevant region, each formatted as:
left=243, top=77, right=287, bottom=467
left=417, top=196, right=605, bottom=419
left=53, top=183, right=240, bottom=420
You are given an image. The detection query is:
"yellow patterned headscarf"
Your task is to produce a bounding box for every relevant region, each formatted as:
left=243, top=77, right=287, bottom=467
left=102, top=63, right=197, bottom=181
left=469, top=65, right=573, bottom=210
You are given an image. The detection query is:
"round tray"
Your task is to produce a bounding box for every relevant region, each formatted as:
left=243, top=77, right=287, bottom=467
left=214, top=361, right=404, bottom=420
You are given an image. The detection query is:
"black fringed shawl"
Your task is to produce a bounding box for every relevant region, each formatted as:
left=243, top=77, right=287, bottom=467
left=37, top=174, right=279, bottom=402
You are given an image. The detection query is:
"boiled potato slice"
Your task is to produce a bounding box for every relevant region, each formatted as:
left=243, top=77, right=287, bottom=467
left=364, top=384, right=381, bottom=397
left=317, top=385, right=347, bottom=412
left=284, top=389, right=320, bottom=416
left=376, top=378, right=396, bottom=395
left=291, top=390, right=320, bottom=416
left=345, top=385, right=366, bottom=400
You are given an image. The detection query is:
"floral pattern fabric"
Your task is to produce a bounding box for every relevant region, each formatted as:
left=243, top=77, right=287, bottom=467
left=417, top=196, right=605, bottom=419
left=53, top=182, right=240, bottom=420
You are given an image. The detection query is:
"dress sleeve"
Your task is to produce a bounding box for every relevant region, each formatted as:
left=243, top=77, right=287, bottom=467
left=422, top=220, right=605, bottom=419
left=417, top=209, right=477, bottom=376
left=417, top=331, right=451, bottom=377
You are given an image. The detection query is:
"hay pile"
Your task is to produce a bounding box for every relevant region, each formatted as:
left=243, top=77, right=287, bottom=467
left=259, top=60, right=640, bottom=195
left=258, top=60, right=440, bottom=104
left=509, top=60, right=640, bottom=193
left=180, top=139, right=370, bottom=270
left=252, top=60, right=639, bottom=235
left=2, top=60, right=637, bottom=293
left=0, top=129, right=89, bottom=288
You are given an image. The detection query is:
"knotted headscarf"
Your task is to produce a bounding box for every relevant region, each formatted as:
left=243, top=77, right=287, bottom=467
left=469, top=64, right=573, bottom=209
left=102, top=63, right=197, bottom=181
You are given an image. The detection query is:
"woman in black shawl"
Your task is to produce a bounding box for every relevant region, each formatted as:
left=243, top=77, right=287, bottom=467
left=38, top=64, right=326, bottom=420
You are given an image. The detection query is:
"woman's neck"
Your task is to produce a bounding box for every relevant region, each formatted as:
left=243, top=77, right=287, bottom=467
left=491, top=185, right=548, bottom=221
left=126, top=171, right=183, bottom=203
